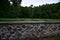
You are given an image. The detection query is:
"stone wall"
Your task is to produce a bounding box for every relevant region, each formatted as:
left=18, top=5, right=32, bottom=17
left=0, top=23, right=60, bottom=40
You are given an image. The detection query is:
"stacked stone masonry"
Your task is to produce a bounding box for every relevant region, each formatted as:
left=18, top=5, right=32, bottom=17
left=0, top=23, right=60, bottom=40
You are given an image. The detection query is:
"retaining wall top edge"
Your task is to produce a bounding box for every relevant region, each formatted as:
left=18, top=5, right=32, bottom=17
left=0, top=21, right=60, bottom=24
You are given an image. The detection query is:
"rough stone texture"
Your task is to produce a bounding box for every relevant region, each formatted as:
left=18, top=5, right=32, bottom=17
left=0, top=23, right=60, bottom=40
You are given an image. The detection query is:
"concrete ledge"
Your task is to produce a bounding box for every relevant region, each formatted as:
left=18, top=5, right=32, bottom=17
left=0, top=21, right=60, bottom=24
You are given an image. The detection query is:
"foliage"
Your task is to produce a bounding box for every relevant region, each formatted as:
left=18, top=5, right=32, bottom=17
left=0, top=0, right=60, bottom=19
left=10, top=0, right=22, bottom=6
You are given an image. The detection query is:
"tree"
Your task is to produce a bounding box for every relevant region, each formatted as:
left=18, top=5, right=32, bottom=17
left=0, top=0, right=10, bottom=9
left=0, top=0, right=10, bottom=18
left=10, top=0, right=22, bottom=6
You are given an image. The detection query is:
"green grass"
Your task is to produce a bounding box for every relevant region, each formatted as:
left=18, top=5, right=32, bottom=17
left=23, top=35, right=60, bottom=40
left=0, top=18, right=60, bottom=21
left=42, top=35, right=60, bottom=40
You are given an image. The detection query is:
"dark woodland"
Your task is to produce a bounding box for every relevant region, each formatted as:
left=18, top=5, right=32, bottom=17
left=0, top=0, right=60, bottom=19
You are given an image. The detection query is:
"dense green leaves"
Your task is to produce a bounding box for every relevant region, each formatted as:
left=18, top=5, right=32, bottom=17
left=0, top=1, right=60, bottom=19
left=11, top=0, right=22, bottom=6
